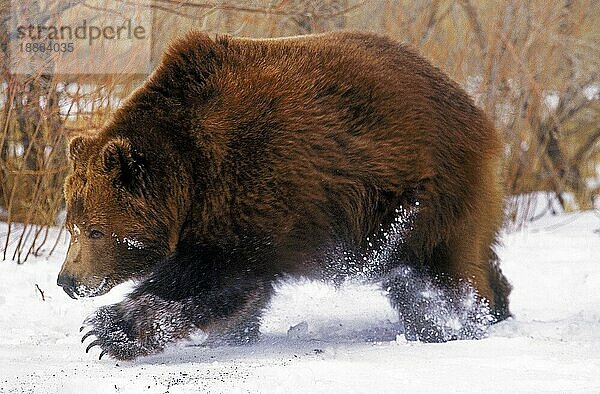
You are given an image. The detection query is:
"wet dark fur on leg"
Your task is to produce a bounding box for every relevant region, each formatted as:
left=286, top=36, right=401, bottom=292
left=83, top=245, right=274, bottom=360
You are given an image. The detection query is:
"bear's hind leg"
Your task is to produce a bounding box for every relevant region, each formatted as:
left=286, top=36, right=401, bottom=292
left=383, top=261, right=494, bottom=343
left=487, top=248, right=512, bottom=321
left=436, top=221, right=511, bottom=323
left=384, top=264, right=450, bottom=342
left=202, top=308, right=264, bottom=347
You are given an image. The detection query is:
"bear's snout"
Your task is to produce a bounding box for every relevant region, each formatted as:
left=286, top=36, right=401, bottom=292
left=57, top=271, right=112, bottom=299
left=57, top=274, right=78, bottom=299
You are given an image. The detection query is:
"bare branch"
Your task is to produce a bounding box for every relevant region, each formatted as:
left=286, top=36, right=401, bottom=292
left=573, top=129, right=600, bottom=165
left=35, top=284, right=45, bottom=301
left=458, top=0, right=486, bottom=54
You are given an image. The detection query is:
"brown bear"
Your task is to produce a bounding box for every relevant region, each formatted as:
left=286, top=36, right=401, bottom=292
left=57, top=30, right=511, bottom=360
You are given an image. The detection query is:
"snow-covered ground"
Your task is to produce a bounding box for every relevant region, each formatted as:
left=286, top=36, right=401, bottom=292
left=1, top=207, right=599, bottom=393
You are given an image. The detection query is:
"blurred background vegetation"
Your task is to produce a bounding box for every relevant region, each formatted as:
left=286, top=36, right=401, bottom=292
left=1, top=0, right=599, bottom=262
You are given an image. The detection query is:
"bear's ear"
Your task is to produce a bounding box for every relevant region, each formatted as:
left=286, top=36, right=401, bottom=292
left=101, top=138, right=146, bottom=192
left=68, top=136, right=92, bottom=163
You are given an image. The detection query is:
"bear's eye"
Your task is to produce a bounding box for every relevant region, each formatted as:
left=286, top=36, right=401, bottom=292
left=88, top=229, right=104, bottom=240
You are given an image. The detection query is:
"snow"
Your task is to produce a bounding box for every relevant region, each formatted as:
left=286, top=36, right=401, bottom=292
left=122, top=237, right=145, bottom=250
left=1, top=208, right=599, bottom=392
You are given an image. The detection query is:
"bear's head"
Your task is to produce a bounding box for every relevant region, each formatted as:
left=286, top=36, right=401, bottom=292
left=57, top=131, right=190, bottom=299
left=57, top=32, right=223, bottom=298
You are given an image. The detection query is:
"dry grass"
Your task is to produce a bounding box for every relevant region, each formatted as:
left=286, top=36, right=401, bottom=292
left=1, top=0, right=598, bottom=261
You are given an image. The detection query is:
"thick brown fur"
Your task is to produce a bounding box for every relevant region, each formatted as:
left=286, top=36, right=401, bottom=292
left=58, top=31, right=511, bottom=359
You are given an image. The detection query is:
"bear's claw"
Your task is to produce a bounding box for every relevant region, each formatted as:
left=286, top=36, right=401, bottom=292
left=85, top=339, right=101, bottom=353
left=81, top=329, right=95, bottom=343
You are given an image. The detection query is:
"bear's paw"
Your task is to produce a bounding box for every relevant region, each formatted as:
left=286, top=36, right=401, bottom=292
left=81, top=304, right=157, bottom=360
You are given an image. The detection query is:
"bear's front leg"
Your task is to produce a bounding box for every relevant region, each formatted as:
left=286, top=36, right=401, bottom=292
left=82, top=282, right=271, bottom=360
left=81, top=248, right=274, bottom=360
